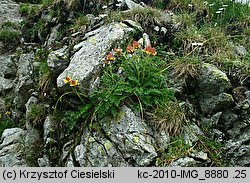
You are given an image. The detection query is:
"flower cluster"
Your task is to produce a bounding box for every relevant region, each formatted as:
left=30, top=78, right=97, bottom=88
left=144, top=45, right=157, bottom=56
left=103, top=40, right=157, bottom=66
left=63, top=76, right=78, bottom=87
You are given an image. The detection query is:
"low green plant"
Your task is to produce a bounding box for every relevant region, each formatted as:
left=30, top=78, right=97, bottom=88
left=146, top=101, right=187, bottom=135
left=0, top=116, right=14, bottom=137
left=0, top=29, right=20, bottom=50
left=197, top=136, right=229, bottom=166
left=156, top=135, right=191, bottom=166
left=20, top=3, right=30, bottom=15
left=55, top=41, right=175, bottom=135
left=170, top=56, right=201, bottom=83
left=70, top=13, right=89, bottom=32
left=27, top=104, right=47, bottom=127
left=125, top=7, right=166, bottom=29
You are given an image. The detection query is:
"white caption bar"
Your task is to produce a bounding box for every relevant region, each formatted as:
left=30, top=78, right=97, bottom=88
left=0, top=167, right=249, bottom=183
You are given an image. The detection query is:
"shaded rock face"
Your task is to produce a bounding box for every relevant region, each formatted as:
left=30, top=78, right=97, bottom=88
left=0, top=0, right=21, bottom=25
left=64, top=106, right=160, bottom=167
left=198, top=63, right=233, bottom=115
left=57, top=22, right=135, bottom=94
left=0, top=127, right=39, bottom=167
left=47, top=46, right=69, bottom=75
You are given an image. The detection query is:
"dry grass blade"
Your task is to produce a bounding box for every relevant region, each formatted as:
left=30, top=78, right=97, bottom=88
left=146, top=101, right=187, bottom=135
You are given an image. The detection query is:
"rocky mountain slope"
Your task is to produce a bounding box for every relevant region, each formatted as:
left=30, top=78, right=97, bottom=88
left=0, top=0, right=249, bottom=167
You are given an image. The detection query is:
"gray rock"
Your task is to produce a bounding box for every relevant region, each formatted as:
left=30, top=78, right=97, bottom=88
left=102, top=105, right=157, bottom=166
left=154, top=130, right=170, bottom=150
left=38, top=155, right=50, bottom=167
left=0, top=0, right=21, bottom=25
left=190, top=150, right=210, bottom=162
left=0, top=127, right=39, bottom=167
left=0, top=77, right=14, bottom=93
left=65, top=105, right=158, bottom=167
left=17, top=53, right=34, bottom=77
left=125, top=0, right=144, bottom=10
left=73, top=131, right=128, bottom=167
left=0, top=128, right=27, bottom=167
left=0, top=54, right=16, bottom=78
left=43, top=116, right=56, bottom=143
left=200, top=93, right=234, bottom=115
left=226, top=126, right=250, bottom=166
left=13, top=76, right=34, bottom=109
left=57, top=22, right=135, bottom=94
left=198, top=63, right=231, bottom=96
left=123, top=19, right=143, bottom=31
left=47, top=46, right=69, bottom=74
left=184, top=123, right=204, bottom=146
left=208, top=129, right=224, bottom=143
left=235, top=45, right=247, bottom=57
left=171, top=157, right=203, bottom=167
left=143, top=33, right=151, bottom=47
left=25, top=96, right=38, bottom=130
left=47, top=24, right=61, bottom=47
left=200, top=112, right=222, bottom=129
left=219, top=110, right=238, bottom=131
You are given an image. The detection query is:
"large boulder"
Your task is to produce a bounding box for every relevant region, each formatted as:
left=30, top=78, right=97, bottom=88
left=197, top=63, right=233, bottom=115
left=47, top=46, right=69, bottom=75
left=57, top=22, right=135, bottom=94
left=0, top=127, right=39, bottom=167
left=198, top=63, right=231, bottom=96
left=64, top=105, right=158, bottom=167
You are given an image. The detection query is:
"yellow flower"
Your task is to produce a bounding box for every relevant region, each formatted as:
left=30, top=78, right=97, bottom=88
left=63, top=76, right=71, bottom=84
left=5, top=111, right=11, bottom=116
left=70, top=79, right=78, bottom=87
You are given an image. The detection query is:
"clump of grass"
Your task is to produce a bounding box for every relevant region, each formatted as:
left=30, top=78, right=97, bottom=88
left=156, top=135, right=191, bottom=166
left=174, top=25, right=231, bottom=54
left=0, top=116, right=14, bottom=137
left=70, top=13, right=89, bottom=32
left=173, top=12, right=197, bottom=28
left=0, top=26, right=20, bottom=51
left=125, top=7, right=167, bottom=29
left=27, top=104, right=47, bottom=128
left=106, top=11, right=123, bottom=23
left=146, top=101, right=187, bottom=135
left=170, top=56, right=201, bottom=84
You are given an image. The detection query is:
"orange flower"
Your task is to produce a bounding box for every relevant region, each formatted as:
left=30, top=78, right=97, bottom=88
left=132, top=40, right=140, bottom=49
left=114, top=48, right=123, bottom=55
left=126, top=44, right=134, bottom=54
left=63, top=76, right=71, bottom=84
left=150, top=47, right=157, bottom=56
left=70, top=79, right=78, bottom=87
left=106, top=52, right=115, bottom=61
left=144, top=45, right=157, bottom=56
